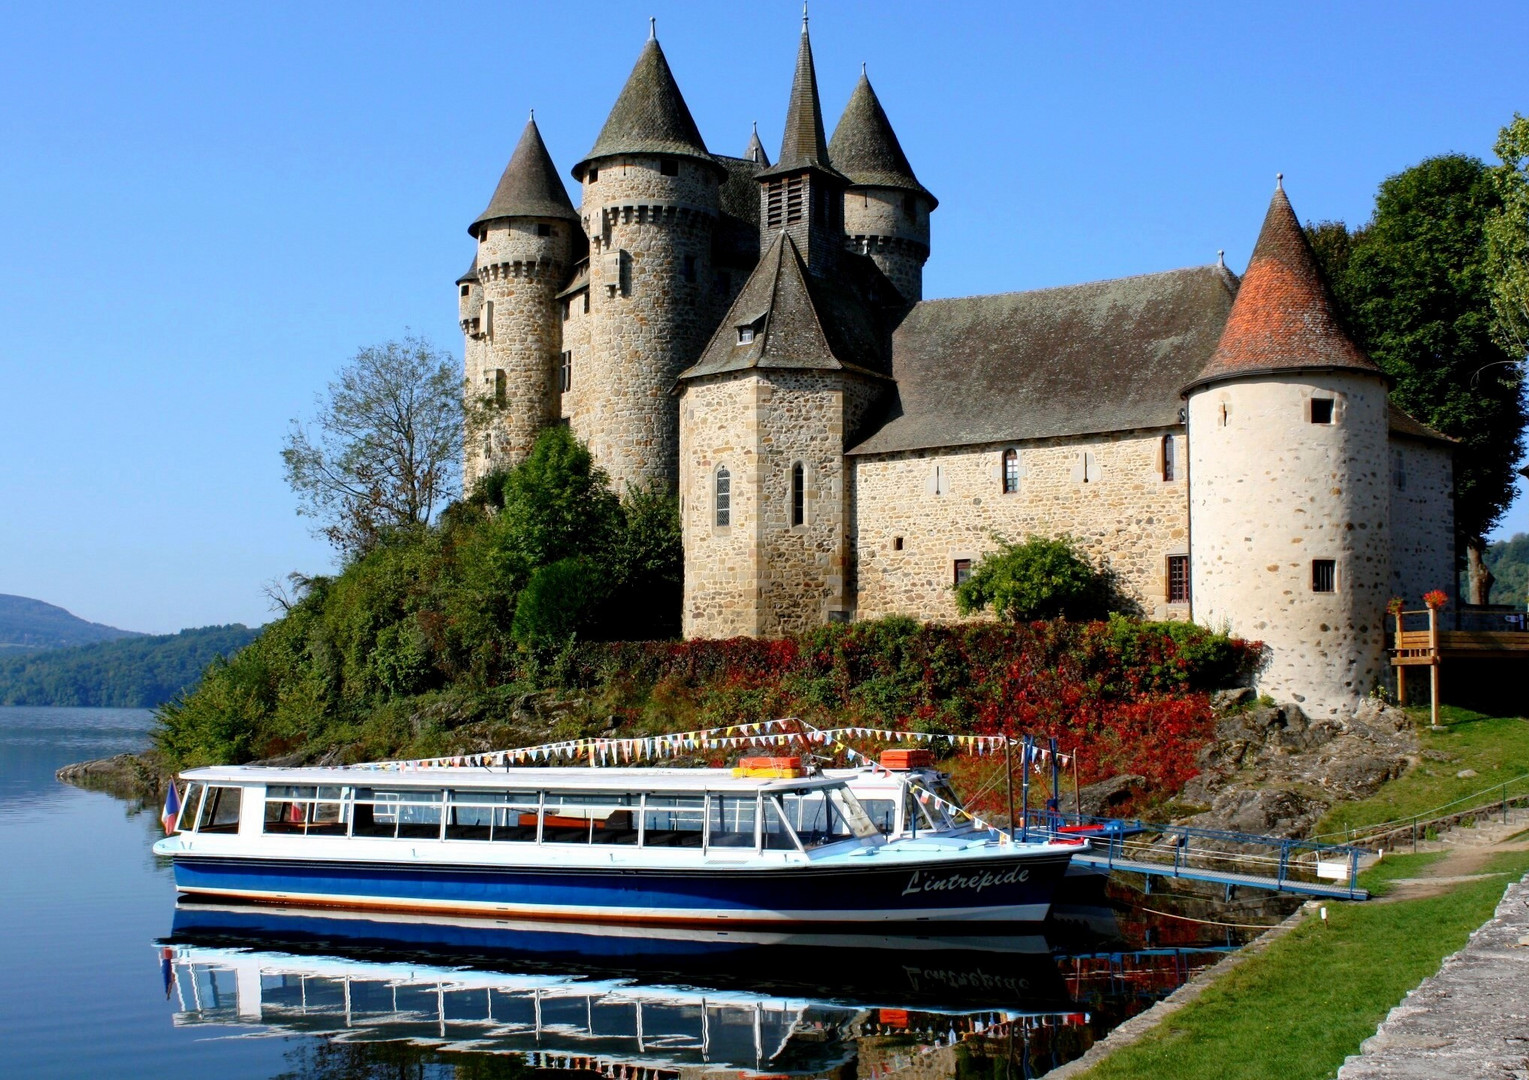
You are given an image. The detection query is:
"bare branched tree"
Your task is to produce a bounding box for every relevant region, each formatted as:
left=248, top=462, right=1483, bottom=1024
left=282, top=336, right=462, bottom=557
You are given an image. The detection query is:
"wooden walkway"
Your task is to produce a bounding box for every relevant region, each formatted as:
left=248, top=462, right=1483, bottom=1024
left=1388, top=608, right=1529, bottom=724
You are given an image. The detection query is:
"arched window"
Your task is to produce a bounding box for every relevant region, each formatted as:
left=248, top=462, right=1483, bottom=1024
left=1161, top=434, right=1176, bottom=481
left=715, top=467, right=731, bottom=528
left=791, top=462, right=805, bottom=526
left=1002, top=449, right=1020, bottom=494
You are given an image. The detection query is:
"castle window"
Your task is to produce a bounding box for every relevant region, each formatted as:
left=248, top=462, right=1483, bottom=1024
left=953, top=559, right=972, bottom=586
left=493, top=369, right=506, bottom=407
left=583, top=292, right=590, bottom=314
left=562, top=299, right=571, bottom=322
left=737, top=326, right=756, bottom=345
left=682, top=254, right=696, bottom=283
left=537, top=223, right=553, bottom=237
left=1312, top=559, right=1337, bottom=593
left=1394, top=450, right=1407, bottom=491
left=766, top=177, right=805, bottom=229
left=588, top=167, right=598, bottom=182
left=460, top=284, right=470, bottom=297
left=1166, top=554, right=1190, bottom=603
left=1161, top=435, right=1177, bottom=481
left=1002, top=449, right=1020, bottom=494
left=893, top=536, right=904, bottom=551
left=1219, top=402, right=1230, bottom=427
left=715, top=468, right=731, bottom=528
left=559, top=352, right=572, bottom=393
left=660, top=157, right=679, bottom=176
left=791, top=462, right=805, bottom=527
left=1310, top=398, right=1335, bottom=424
left=483, top=300, right=494, bottom=339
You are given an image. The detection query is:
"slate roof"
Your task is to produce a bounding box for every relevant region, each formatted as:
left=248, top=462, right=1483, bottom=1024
left=712, top=154, right=765, bottom=267
left=573, top=38, right=718, bottom=180
left=744, top=125, right=771, bottom=167
left=456, top=257, right=479, bottom=285
left=847, top=266, right=1239, bottom=455
left=757, top=25, right=846, bottom=182
left=828, top=73, right=935, bottom=207
left=678, top=232, right=892, bottom=382
left=1388, top=403, right=1456, bottom=444
left=471, top=118, right=579, bottom=233
left=1185, top=182, right=1381, bottom=392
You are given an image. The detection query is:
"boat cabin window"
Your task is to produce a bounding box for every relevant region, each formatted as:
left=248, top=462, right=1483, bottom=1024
left=641, top=794, right=705, bottom=848
left=777, top=786, right=879, bottom=849
left=541, top=792, right=639, bottom=845
left=761, top=797, right=800, bottom=850
left=859, top=797, right=898, bottom=834
left=196, top=785, right=243, bottom=833
left=707, top=794, right=758, bottom=848
left=445, top=790, right=540, bottom=842
left=177, top=781, right=204, bottom=831
left=351, top=787, right=441, bottom=840
left=264, top=785, right=347, bottom=836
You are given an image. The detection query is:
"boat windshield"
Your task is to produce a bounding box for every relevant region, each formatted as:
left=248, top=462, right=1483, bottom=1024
left=774, top=784, right=880, bottom=849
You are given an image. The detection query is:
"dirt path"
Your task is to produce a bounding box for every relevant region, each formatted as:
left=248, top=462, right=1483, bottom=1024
left=1377, top=830, right=1529, bottom=901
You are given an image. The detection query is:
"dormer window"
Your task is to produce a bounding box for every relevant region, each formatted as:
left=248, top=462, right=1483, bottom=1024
left=737, top=326, right=755, bottom=345
left=660, top=157, right=679, bottom=177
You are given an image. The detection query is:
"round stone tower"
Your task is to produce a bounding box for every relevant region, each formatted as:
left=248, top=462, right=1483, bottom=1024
left=1185, top=179, right=1392, bottom=717
left=570, top=33, right=726, bottom=493
left=466, top=115, right=579, bottom=479
left=828, top=70, right=935, bottom=304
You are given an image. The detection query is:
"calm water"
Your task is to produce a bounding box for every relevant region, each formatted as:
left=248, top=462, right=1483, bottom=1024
left=2, top=706, right=1244, bottom=1080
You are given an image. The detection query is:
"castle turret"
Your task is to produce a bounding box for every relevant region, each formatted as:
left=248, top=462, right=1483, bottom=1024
left=466, top=116, right=579, bottom=481
left=828, top=70, right=935, bottom=304
left=1184, top=179, right=1391, bottom=717
left=570, top=30, right=727, bottom=493
left=753, top=16, right=848, bottom=276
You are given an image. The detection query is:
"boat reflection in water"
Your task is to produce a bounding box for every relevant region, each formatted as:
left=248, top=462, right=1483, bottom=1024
left=163, top=901, right=1086, bottom=1078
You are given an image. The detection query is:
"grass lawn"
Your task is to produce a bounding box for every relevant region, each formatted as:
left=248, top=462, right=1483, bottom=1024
left=1068, top=847, right=1529, bottom=1080
left=1314, top=706, right=1529, bottom=839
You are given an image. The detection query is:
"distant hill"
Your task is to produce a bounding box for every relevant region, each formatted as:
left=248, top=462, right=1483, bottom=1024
left=1486, top=533, right=1529, bottom=607
left=0, top=594, right=142, bottom=653
left=0, top=624, right=263, bottom=708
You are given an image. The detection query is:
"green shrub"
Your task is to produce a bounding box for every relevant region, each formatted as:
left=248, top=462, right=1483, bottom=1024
left=954, top=535, right=1121, bottom=620
left=512, top=558, right=608, bottom=646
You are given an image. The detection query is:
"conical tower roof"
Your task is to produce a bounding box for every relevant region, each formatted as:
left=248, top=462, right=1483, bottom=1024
left=573, top=36, right=716, bottom=180
left=1186, top=180, right=1380, bottom=391
left=759, top=20, right=845, bottom=181
left=744, top=123, right=771, bottom=167
left=828, top=72, right=935, bottom=207
left=471, top=117, right=579, bottom=234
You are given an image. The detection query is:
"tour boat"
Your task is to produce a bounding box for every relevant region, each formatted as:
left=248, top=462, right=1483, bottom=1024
left=152, top=761, right=1080, bottom=927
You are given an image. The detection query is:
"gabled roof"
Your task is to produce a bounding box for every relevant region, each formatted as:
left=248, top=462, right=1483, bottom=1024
left=758, top=24, right=846, bottom=182
left=848, top=266, right=1239, bottom=456
left=828, top=73, right=935, bottom=207
left=573, top=38, right=717, bottom=180
left=679, top=232, right=890, bottom=381
left=1388, top=403, right=1456, bottom=445
left=471, top=118, right=579, bottom=233
left=1185, top=181, right=1381, bottom=392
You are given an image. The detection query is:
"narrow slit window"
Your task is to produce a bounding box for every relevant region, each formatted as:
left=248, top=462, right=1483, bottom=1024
left=1312, top=559, right=1336, bottom=593
left=1167, top=554, right=1190, bottom=603
left=1002, top=449, right=1020, bottom=493
left=559, top=352, right=572, bottom=393
left=715, top=467, right=731, bottom=528
left=1162, top=435, right=1177, bottom=481
left=790, top=462, right=804, bottom=526
left=494, top=369, right=506, bottom=406
left=1310, top=398, right=1335, bottom=424
left=893, top=536, right=904, bottom=551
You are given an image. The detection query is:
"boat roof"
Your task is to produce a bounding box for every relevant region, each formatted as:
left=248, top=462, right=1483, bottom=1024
left=181, top=764, right=846, bottom=794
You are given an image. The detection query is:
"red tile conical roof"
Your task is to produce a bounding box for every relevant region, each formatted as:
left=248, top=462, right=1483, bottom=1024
left=1185, top=181, right=1381, bottom=392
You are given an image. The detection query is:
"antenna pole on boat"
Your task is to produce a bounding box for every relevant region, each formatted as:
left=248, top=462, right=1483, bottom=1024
left=1004, top=736, right=1016, bottom=842
left=1019, top=735, right=1032, bottom=843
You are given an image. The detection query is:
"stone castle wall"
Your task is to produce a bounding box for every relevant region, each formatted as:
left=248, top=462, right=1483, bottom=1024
left=851, top=428, right=1191, bottom=623
left=468, top=218, right=572, bottom=478
left=575, top=156, right=722, bottom=493
left=1389, top=438, right=1455, bottom=607
left=842, top=187, right=929, bottom=303
left=460, top=275, right=491, bottom=488
left=1187, top=373, right=1392, bottom=717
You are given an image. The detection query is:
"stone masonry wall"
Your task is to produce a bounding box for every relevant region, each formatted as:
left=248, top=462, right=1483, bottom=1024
left=851, top=428, right=1191, bottom=623
left=1389, top=438, right=1454, bottom=607
left=469, top=217, right=572, bottom=477
left=460, top=276, right=491, bottom=488
left=842, top=187, right=929, bottom=303
left=1187, top=374, right=1391, bottom=717
left=556, top=274, right=590, bottom=424
left=576, top=156, right=720, bottom=494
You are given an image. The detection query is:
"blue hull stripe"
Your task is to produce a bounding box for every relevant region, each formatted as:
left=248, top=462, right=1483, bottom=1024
left=173, top=853, right=1070, bottom=926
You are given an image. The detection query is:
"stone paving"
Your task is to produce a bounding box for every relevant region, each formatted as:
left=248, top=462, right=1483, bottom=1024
left=1337, top=872, right=1529, bottom=1079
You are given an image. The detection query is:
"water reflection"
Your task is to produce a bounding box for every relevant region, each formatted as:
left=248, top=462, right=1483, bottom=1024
left=162, top=903, right=1235, bottom=1079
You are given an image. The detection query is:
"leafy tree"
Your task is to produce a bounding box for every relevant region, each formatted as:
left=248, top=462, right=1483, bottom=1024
left=1306, top=155, right=1528, bottom=602
left=1486, top=114, right=1529, bottom=358
left=511, top=558, right=608, bottom=646
left=954, top=535, right=1119, bottom=621
left=489, top=425, right=621, bottom=576
left=604, top=484, right=684, bottom=641
left=282, top=335, right=463, bottom=558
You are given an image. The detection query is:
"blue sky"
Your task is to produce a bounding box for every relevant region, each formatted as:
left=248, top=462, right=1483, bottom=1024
left=1, top=1, right=1524, bottom=633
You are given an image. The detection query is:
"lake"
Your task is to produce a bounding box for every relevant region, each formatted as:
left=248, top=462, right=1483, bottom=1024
left=2, top=706, right=1250, bottom=1079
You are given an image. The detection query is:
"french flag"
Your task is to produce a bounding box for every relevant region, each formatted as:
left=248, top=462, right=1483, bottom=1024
left=161, top=782, right=182, bottom=834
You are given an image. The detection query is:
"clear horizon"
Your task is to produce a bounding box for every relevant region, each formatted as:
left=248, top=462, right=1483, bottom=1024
left=2, top=0, right=1524, bottom=634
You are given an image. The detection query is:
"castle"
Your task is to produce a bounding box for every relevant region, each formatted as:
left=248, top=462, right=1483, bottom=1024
left=458, top=18, right=1456, bottom=718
